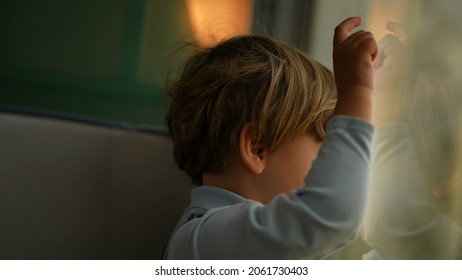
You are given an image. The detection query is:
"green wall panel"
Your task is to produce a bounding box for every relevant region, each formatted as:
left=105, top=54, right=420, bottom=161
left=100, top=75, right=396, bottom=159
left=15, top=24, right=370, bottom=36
left=0, top=0, right=192, bottom=125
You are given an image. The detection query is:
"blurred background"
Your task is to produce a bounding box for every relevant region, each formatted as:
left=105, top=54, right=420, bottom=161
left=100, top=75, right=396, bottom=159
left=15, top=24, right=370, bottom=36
left=0, top=0, right=403, bottom=126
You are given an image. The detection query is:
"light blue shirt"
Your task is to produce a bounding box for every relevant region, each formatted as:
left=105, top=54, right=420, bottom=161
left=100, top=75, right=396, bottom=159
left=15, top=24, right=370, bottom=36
left=165, top=115, right=374, bottom=259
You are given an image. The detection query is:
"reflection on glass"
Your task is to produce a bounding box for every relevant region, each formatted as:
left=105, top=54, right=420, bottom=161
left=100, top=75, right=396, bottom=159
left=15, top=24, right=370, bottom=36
left=363, top=0, right=462, bottom=259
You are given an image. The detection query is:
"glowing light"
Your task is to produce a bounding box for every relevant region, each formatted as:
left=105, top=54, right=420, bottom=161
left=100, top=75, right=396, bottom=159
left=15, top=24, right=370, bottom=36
left=186, top=0, right=253, bottom=47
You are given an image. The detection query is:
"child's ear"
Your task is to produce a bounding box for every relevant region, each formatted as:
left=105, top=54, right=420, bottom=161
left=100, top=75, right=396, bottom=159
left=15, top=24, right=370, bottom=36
left=239, top=124, right=267, bottom=174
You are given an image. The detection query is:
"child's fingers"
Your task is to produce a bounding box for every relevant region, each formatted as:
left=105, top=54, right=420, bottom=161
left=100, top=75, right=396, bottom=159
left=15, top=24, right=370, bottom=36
left=359, top=35, right=379, bottom=61
left=341, top=30, right=378, bottom=59
left=341, top=30, right=368, bottom=48
left=333, top=17, right=362, bottom=47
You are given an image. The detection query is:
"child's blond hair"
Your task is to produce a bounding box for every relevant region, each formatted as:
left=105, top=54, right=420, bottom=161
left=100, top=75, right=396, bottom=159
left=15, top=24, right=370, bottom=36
left=166, top=35, right=337, bottom=184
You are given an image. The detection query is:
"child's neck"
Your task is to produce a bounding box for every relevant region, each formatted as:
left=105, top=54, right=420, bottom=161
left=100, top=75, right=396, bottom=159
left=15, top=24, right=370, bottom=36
left=202, top=169, right=273, bottom=204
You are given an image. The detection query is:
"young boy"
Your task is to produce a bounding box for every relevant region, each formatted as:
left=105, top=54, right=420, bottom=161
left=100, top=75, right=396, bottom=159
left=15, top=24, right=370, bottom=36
left=164, top=17, right=377, bottom=259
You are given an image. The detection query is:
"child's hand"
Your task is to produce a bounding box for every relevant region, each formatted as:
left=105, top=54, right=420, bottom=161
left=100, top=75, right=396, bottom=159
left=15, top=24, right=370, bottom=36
left=333, top=17, right=378, bottom=122
left=333, top=17, right=378, bottom=94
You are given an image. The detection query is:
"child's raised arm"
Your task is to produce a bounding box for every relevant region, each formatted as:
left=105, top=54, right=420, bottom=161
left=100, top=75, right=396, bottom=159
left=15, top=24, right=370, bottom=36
left=333, top=17, right=378, bottom=123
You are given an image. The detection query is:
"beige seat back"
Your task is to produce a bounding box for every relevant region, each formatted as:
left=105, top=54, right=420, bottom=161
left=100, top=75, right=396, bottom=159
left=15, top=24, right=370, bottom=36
left=0, top=109, right=191, bottom=259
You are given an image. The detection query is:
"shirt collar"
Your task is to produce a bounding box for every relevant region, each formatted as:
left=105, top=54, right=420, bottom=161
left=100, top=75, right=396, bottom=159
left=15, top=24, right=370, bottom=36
left=189, top=185, right=247, bottom=210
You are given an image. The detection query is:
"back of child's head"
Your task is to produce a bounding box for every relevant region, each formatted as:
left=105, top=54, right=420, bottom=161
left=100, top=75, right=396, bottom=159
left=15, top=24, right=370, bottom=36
left=166, top=35, right=337, bottom=184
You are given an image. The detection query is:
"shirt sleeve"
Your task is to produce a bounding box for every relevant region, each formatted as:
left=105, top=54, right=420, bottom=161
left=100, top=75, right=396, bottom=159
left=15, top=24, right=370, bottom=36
left=168, top=115, right=374, bottom=259
left=363, top=123, right=462, bottom=259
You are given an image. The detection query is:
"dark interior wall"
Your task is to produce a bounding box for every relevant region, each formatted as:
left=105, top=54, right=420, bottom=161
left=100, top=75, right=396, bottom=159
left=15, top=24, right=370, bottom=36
left=0, top=0, right=322, bottom=125
left=252, top=0, right=316, bottom=51
left=0, top=0, right=191, bottom=125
